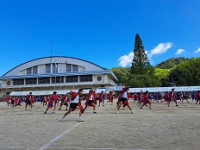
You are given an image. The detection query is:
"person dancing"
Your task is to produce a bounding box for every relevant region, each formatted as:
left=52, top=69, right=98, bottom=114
left=167, top=89, right=178, bottom=107
left=116, top=87, right=133, bottom=114
left=62, top=89, right=85, bottom=122
left=25, top=92, right=35, bottom=111
left=84, top=90, right=97, bottom=114
left=140, top=91, right=152, bottom=109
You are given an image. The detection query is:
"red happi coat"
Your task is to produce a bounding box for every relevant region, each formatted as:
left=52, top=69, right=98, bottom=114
left=169, top=92, right=176, bottom=100
left=5, top=96, right=11, bottom=102
left=26, top=95, right=35, bottom=103
left=93, top=93, right=97, bottom=104
left=108, top=92, right=113, bottom=102
left=62, top=94, right=70, bottom=105
left=164, top=92, right=170, bottom=100
left=99, top=93, right=104, bottom=102
left=45, top=96, right=50, bottom=102
left=86, top=90, right=93, bottom=103
left=49, top=94, right=58, bottom=105
left=142, top=93, right=149, bottom=103
left=196, top=92, right=200, bottom=100
left=70, top=91, right=77, bottom=100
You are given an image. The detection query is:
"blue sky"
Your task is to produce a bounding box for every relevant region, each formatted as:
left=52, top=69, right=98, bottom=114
left=0, top=0, right=200, bottom=75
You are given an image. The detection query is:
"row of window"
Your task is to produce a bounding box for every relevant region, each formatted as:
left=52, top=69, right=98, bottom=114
left=27, top=66, right=38, bottom=75
left=27, top=64, right=79, bottom=75
left=12, top=75, right=92, bottom=85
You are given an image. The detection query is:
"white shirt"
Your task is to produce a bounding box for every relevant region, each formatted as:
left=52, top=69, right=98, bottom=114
left=90, top=94, right=93, bottom=100
left=122, top=92, right=128, bottom=99
left=71, top=95, right=80, bottom=104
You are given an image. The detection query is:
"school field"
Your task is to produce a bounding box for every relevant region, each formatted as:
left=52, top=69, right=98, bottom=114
left=0, top=100, right=200, bottom=150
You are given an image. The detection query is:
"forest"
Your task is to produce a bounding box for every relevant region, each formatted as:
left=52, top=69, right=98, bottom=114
left=112, top=34, right=200, bottom=87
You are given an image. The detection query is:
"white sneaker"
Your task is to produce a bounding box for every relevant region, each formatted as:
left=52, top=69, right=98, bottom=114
left=62, top=117, right=66, bottom=122
left=79, top=117, right=84, bottom=122
left=116, top=111, right=119, bottom=114
left=131, top=111, right=134, bottom=114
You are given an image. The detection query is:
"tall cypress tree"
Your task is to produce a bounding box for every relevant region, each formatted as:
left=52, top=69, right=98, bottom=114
left=131, top=34, right=150, bottom=74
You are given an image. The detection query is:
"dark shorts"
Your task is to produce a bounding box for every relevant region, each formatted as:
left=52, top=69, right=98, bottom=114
left=144, top=100, right=151, bottom=105
left=26, top=100, right=32, bottom=105
left=88, top=100, right=93, bottom=105
left=70, top=103, right=78, bottom=109
left=120, top=98, right=127, bottom=102
left=47, top=103, right=53, bottom=108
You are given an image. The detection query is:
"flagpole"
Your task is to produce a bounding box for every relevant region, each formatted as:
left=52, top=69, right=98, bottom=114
left=60, top=56, right=62, bottom=91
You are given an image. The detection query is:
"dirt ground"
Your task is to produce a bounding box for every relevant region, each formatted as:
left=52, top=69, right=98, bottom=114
left=0, top=99, right=200, bottom=150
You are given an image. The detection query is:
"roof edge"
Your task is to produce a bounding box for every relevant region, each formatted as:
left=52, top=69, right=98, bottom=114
left=3, top=56, right=106, bottom=76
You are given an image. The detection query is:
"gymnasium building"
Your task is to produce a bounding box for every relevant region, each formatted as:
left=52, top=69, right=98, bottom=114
left=0, top=56, right=118, bottom=97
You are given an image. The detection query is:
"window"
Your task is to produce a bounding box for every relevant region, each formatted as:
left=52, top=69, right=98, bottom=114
left=13, top=79, right=24, bottom=85
left=66, top=76, right=78, bottom=83
left=51, top=77, right=64, bottom=83
left=25, top=78, right=37, bottom=85
left=53, top=64, right=58, bottom=73
left=73, top=65, right=78, bottom=72
left=7, top=81, right=11, bottom=85
left=80, top=75, right=92, bottom=82
left=38, top=77, right=50, bottom=84
left=66, top=64, right=71, bottom=72
left=33, top=66, right=38, bottom=74
left=27, top=68, right=32, bottom=75
left=46, top=64, right=51, bottom=74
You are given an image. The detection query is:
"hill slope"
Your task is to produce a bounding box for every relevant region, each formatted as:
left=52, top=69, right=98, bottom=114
left=156, top=57, right=187, bottom=69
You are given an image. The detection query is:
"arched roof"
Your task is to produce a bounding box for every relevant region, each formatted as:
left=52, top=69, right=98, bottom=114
left=3, top=56, right=106, bottom=77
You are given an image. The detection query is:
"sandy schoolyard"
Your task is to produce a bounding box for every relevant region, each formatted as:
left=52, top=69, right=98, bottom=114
left=0, top=100, right=200, bottom=150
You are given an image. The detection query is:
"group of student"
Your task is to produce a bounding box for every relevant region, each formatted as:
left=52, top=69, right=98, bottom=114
left=4, top=94, right=34, bottom=111
left=4, top=87, right=200, bottom=122
left=42, top=89, right=114, bottom=122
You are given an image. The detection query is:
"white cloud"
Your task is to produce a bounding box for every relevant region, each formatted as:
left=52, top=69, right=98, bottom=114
left=118, top=42, right=173, bottom=67
left=176, top=49, right=185, bottom=55
left=118, top=51, right=134, bottom=67
left=194, top=47, right=200, bottom=53
left=148, top=42, right=173, bottom=58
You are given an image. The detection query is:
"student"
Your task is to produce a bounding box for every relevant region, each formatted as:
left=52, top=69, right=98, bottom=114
left=137, top=91, right=143, bottom=106
left=62, top=89, right=85, bottom=122
left=182, top=92, right=189, bottom=103
left=59, top=93, right=70, bottom=111
left=98, top=91, right=105, bottom=107
left=84, top=90, right=97, bottom=114
left=192, top=92, right=195, bottom=101
left=25, top=92, right=34, bottom=111
left=167, top=89, right=178, bottom=107
left=108, top=91, right=114, bottom=105
left=43, top=95, right=49, bottom=107
left=44, top=91, right=59, bottom=114
left=163, top=91, right=170, bottom=103
left=116, top=87, right=133, bottom=114
left=195, top=91, right=200, bottom=104
left=158, top=92, right=162, bottom=102
left=15, top=97, right=22, bottom=107
left=140, top=91, right=152, bottom=109
left=5, top=96, right=12, bottom=106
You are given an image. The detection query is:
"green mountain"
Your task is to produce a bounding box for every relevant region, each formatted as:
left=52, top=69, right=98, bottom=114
left=156, top=57, right=188, bottom=69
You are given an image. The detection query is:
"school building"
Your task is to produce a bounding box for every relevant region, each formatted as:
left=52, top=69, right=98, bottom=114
left=0, top=56, right=118, bottom=97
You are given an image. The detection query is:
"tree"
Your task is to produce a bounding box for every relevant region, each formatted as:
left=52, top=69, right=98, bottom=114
left=131, top=34, right=150, bottom=74
left=112, top=67, right=131, bottom=85
left=170, top=57, right=200, bottom=86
